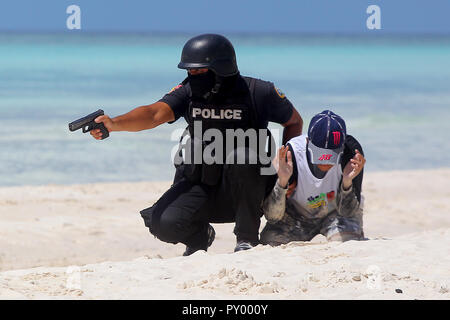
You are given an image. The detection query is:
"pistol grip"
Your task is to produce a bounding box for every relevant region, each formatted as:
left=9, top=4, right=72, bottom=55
left=98, top=122, right=109, bottom=139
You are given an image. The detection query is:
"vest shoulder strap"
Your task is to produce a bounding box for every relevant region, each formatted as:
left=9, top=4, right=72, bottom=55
left=243, top=77, right=260, bottom=128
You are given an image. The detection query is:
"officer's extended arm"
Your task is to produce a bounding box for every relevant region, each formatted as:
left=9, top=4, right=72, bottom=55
left=282, top=108, right=303, bottom=144
left=90, top=102, right=175, bottom=139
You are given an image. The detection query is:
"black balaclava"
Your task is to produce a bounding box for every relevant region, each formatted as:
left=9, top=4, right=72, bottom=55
left=188, top=70, right=240, bottom=101
left=188, top=70, right=217, bottom=99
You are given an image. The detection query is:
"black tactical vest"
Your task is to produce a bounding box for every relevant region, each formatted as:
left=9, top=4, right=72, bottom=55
left=175, top=76, right=264, bottom=186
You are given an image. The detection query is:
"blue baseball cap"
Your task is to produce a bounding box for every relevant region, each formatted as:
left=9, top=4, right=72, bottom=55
left=307, top=110, right=347, bottom=165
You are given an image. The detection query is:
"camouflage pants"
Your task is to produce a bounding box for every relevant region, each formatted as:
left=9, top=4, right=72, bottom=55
left=260, top=210, right=364, bottom=246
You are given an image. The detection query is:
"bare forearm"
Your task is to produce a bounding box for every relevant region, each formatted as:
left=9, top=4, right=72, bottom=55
left=111, top=105, right=158, bottom=132
left=111, top=102, right=174, bottom=132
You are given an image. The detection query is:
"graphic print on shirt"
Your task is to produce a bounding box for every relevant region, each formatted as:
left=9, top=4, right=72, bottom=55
left=307, top=190, right=336, bottom=209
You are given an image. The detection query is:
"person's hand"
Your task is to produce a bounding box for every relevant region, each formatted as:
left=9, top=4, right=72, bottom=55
left=342, top=149, right=366, bottom=189
left=90, top=115, right=115, bottom=140
left=272, top=145, right=293, bottom=188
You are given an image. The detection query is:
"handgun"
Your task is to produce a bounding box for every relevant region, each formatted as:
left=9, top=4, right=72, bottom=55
left=68, top=109, right=109, bottom=139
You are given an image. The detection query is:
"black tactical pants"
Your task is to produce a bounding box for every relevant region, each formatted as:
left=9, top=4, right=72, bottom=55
left=140, top=154, right=277, bottom=248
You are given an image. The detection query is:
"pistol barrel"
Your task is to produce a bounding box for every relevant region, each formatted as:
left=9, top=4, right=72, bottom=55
left=69, top=109, right=104, bottom=131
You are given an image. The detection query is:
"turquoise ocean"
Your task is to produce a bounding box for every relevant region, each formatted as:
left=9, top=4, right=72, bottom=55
left=1, top=33, right=449, bottom=186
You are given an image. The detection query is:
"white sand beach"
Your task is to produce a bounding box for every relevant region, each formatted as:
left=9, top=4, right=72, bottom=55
left=0, top=168, right=449, bottom=299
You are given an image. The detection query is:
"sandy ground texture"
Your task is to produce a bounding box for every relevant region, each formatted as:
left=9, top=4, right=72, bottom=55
left=0, top=168, right=449, bottom=299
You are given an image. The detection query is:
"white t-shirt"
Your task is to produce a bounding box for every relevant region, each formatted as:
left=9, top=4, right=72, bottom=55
left=287, top=135, right=342, bottom=219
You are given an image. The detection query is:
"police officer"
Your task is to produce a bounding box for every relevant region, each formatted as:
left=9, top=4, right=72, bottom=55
left=90, top=34, right=303, bottom=254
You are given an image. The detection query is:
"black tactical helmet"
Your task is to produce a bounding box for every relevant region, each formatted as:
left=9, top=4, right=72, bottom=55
left=178, top=34, right=239, bottom=77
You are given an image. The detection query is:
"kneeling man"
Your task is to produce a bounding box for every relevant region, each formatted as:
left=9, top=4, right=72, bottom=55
left=261, top=110, right=366, bottom=245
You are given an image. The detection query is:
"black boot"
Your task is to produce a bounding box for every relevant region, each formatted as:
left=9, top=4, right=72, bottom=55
left=183, top=225, right=216, bottom=256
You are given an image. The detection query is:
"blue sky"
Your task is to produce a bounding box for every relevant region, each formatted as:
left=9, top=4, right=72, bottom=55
left=1, top=0, right=450, bottom=34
